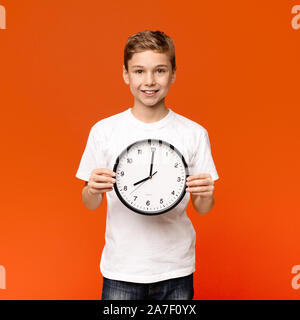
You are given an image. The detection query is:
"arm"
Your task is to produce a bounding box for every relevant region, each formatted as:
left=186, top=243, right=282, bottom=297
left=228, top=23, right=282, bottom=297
left=191, top=193, right=215, bottom=215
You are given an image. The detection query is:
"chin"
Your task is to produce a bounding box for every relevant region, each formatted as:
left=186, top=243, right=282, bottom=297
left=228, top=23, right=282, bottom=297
left=143, top=100, right=163, bottom=107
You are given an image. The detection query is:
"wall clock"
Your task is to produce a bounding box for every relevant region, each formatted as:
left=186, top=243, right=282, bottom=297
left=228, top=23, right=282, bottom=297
left=113, top=139, right=189, bottom=215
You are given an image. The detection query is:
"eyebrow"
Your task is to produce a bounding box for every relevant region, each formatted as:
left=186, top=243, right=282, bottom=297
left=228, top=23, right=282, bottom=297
left=131, top=64, right=168, bottom=69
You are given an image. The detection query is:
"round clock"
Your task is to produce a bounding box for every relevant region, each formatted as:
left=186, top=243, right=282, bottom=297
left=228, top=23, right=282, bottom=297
left=113, top=139, right=189, bottom=216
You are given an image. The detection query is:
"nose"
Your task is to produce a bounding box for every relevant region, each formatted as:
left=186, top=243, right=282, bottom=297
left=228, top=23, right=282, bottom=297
left=145, top=71, right=155, bottom=86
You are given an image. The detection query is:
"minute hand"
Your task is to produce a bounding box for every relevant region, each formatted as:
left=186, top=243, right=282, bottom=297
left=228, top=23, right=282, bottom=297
left=149, top=150, right=155, bottom=176
left=133, top=171, right=158, bottom=186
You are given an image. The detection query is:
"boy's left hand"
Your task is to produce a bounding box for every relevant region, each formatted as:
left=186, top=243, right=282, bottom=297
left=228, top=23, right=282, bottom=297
left=186, top=173, right=214, bottom=198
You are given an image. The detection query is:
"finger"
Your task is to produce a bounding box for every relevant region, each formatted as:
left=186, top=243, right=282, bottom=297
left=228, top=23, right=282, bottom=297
left=88, top=187, right=113, bottom=195
left=92, top=175, right=116, bottom=184
left=90, top=181, right=114, bottom=189
left=186, top=178, right=213, bottom=187
left=186, top=185, right=214, bottom=193
left=189, top=191, right=213, bottom=197
left=93, top=168, right=116, bottom=177
left=187, top=173, right=211, bottom=181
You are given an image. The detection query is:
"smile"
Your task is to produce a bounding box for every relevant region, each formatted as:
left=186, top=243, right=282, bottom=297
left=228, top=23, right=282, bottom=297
left=141, top=90, right=159, bottom=96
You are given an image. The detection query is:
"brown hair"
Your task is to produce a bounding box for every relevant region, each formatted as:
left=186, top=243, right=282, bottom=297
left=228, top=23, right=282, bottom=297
left=124, top=30, right=176, bottom=72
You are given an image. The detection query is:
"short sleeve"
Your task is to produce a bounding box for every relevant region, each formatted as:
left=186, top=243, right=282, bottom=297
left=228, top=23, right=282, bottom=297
left=189, top=129, right=219, bottom=181
left=75, top=125, right=106, bottom=181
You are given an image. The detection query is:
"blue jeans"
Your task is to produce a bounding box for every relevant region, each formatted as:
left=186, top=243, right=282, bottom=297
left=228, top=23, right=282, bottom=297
left=101, top=273, right=194, bottom=300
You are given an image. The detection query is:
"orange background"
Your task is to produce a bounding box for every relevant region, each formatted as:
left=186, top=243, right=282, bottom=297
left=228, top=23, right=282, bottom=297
left=0, top=0, right=300, bottom=300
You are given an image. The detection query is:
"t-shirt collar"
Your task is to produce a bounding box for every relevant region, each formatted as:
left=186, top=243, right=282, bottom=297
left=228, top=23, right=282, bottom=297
left=126, top=107, right=173, bottom=130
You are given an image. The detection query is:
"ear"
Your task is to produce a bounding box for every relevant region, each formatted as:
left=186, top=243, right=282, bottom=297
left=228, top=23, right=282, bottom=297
left=123, top=65, right=129, bottom=85
left=170, top=69, right=176, bottom=84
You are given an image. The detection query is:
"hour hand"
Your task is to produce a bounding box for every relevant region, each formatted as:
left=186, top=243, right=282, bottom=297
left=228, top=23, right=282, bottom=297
left=133, top=176, right=150, bottom=187
left=133, top=171, right=158, bottom=187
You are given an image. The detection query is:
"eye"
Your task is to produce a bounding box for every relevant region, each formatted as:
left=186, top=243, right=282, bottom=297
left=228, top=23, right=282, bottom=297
left=134, top=69, right=166, bottom=74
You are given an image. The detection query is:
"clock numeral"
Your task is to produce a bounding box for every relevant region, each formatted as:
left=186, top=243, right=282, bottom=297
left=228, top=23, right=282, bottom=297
left=160, top=198, right=163, bottom=204
left=171, top=190, right=175, bottom=195
left=124, top=186, right=127, bottom=191
left=146, top=200, right=150, bottom=206
left=121, top=171, right=124, bottom=176
left=174, top=162, right=178, bottom=168
left=166, top=152, right=168, bottom=157
left=134, top=196, right=137, bottom=201
left=127, top=158, right=132, bottom=164
left=177, top=177, right=181, bottom=182
left=138, top=149, right=142, bottom=155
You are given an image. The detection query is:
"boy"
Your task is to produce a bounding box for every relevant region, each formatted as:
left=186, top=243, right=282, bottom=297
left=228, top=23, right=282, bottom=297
left=75, top=30, right=219, bottom=300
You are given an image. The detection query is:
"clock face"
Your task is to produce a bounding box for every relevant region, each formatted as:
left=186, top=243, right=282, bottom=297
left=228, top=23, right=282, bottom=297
left=113, top=139, right=189, bottom=216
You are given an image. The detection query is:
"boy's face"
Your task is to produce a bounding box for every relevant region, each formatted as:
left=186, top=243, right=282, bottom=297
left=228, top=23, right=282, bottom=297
left=123, top=50, right=176, bottom=109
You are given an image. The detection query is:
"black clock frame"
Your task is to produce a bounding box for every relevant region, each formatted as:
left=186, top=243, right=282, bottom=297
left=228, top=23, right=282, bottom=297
left=113, top=138, right=189, bottom=216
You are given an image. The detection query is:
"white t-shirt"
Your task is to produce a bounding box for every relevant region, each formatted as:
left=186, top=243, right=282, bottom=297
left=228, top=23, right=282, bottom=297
left=75, top=107, right=219, bottom=283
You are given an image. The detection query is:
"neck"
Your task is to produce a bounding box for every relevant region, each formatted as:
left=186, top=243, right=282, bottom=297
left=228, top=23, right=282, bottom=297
left=131, top=102, right=169, bottom=124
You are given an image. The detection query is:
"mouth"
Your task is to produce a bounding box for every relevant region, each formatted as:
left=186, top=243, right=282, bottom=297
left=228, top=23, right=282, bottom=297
left=141, top=90, right=159, bottom=97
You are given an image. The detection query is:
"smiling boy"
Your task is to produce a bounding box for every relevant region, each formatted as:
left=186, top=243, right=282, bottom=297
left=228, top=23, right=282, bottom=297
left=76, top=30, right=219, bottom=300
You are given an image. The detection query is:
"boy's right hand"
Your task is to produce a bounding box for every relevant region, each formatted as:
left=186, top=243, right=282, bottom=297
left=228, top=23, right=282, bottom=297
left=87, top=168, right=116, bottom=196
